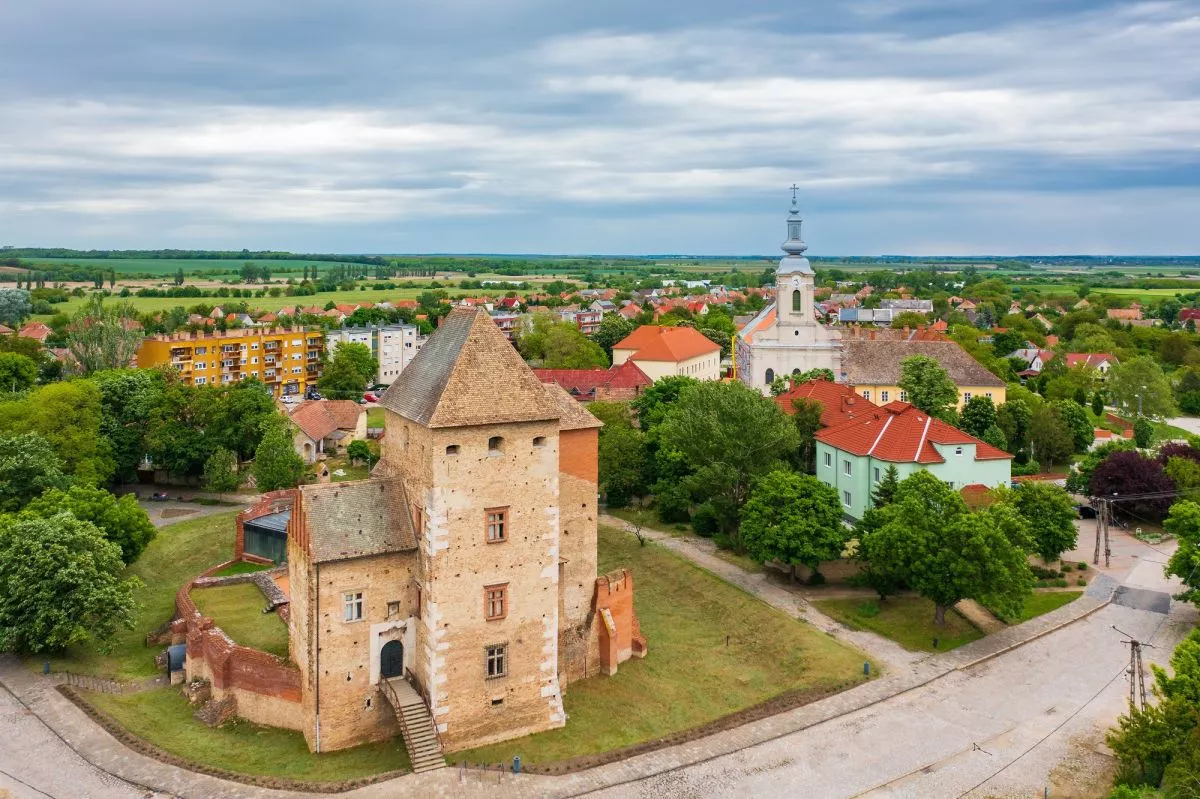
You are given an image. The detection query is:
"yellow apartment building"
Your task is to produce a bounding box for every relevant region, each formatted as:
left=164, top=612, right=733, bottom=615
left=137, top=328, right=325, bottom=397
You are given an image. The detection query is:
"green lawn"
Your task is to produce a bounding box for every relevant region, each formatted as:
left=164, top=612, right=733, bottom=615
left=211, top=561, right=275, bottom=577
left=191, top=583, right=289, bottom=658
left=813, top=597, right=984, bottom=652
left=455, top=525, right=871, bottom=766
left=86, top=687, right=409, bottom=781
left=996, top=590, right=1083, bottom=624
left=33, top=511, right=239, bottom=679
left=366, top=407, right=385, bottom=428
left=1153, top=421, right=1194, bottom=444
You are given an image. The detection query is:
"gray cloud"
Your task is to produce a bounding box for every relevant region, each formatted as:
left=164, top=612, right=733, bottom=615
left=1, top=0, right=1197, bottom=253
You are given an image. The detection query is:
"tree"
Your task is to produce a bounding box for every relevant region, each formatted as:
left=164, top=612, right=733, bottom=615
left=997, top=398, right=1033, bottom=456
left=657, top=381, right=799, bottom=544
left=253, top=417, right=304, bottom=491
left=897, top=355, right=958, bottom=420
left=542, top=323, right=607, bottom=369
left=92, top=369, right=167, bottom=482
left=599, top=423, right=648, bottom=507
left=0, top=432, right=68, bottom=511
left=1006, top=481, right=1078, bottom=564
left=591, top=314, right=636, bottom=358
left=862, top=471, right=1034, bottom=625
left=207, top=379, right=279, bottom=460
left=982, top=424, right=1008, bottom=452
left=66, top=295, right=142, bottom=375
left=991, top=329, right=1025, bottom=357
left=26, top=485, right=156, bottom=564
left=0, top=352, right=37, bottom=393
left=1109, top=357, right=1176, bottom=418
left=174, top=267, right=185, bottom=286
left=203, top=447, right=241, bottom=496
left=1067, top=438, right=1135, bottom=494
left=741, top=470, right=847, bottom=581
left=630, top=375, right=698, bottom=433
left=1030, top=404, right=1076, bottom=468
left=1054, top=399, right=1095, bottom=452
left=1134, top=417, right=1154, bottom=448
left=0, top=289, right=31, bottom=325
left=330, top=342, right=377, bottom=385
left=1090, top=451, right=1175, bottom=521
left=871, top=464, right=901, bottom=507
left=346, top=439, right=373, bottom=467
left=0, top=514, right=140, bottom=654
left=1092, top=391, right=1105, bottom=417
left=960, top=395, right=997, bottom=438
left=145, top=383, right=218, bottom=478
left=318, top=356, right=369, bottom=400
left=1165, top=501, right=1200, bottom=608
left=790, top=397, right=824, bottom=474
left=0, top=381, right=113, bottom=485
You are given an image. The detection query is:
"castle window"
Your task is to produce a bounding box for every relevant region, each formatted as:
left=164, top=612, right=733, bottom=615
left=485, top=644, right=508, bottom=679
left=488, top=436, right=504, bottom=455
left=446, top=444, right=460, bottom=455
left=342, top=591, right=363, bottom=622
left=484, top=584, right=508, bottom=620
left=486, top=507, right=508, bottom=543
left=532, top=436, right=546, bottom=448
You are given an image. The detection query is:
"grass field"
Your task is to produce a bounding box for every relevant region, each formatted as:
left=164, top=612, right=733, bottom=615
left=25, top=257, right=373, bottom=277
left=994, top=590, right=1083, bottom=624
left=33, top=511, right=238, bottom=680
left=191, top=583, right=289, bottom=658
left=455, top=524, right=871, bottom=765
left=813, top=597, right=983, bottom=652
left=86, top=687, right=410, bottom=781
left=210, top=561, right=274, bottom=577
left=1090, top=287, right=1189, bottom=302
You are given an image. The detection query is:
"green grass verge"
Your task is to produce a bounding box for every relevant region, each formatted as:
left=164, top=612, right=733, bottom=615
left=813, top=597, right=984, bottom=652
left=997, top=590, right=1084, bottom=624
left=1152, top=421, right=1194, bottom=444
left=86, top=687, right=409, bottom=781
left=191, top=583, right=289, bottom=658
left=33, top=511, right=239, bottom=679
left=211, top=561, right=274, bottom=577
left=366, top=407, right=385, bottom=428
left=455, top=525, right=871, bottom=766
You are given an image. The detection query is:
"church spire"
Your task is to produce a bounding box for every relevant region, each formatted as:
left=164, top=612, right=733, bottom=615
left=777, top=185, right=812, bottom=274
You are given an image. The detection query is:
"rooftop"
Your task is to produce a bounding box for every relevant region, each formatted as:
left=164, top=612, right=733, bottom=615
left=775, top=379, right=874, bottom=428
left=841, top=340, right=1005, bottom=388
left=613, top=325, right=720, bottom=362
left=816, top=401, right=1012, bottom=464
left=301, top=478, right=417, bottom=563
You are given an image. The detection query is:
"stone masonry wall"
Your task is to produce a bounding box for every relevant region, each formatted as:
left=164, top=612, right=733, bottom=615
left=557, top=428, right=601, bottom=685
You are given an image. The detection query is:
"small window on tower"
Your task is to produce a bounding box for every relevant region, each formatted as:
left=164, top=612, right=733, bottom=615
left=792, top=290, right=803, bottom=313
left=446, top=444, right=460, bottom=455
left=488, top=436, right=503, bottom=454
left=532, top=436, right=546, bottom=448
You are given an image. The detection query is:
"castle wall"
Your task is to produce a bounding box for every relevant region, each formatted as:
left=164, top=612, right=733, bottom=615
left=557, top=427, right=601, bottom=685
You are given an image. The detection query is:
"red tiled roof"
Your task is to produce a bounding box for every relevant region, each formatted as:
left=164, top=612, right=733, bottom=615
left=739, top=307, right=777, bottom=344
left=532, top=361, right=651, bottom=399
left=0, top=324, right=13, bottom=334
left=815, top=401, right=1013, bottom=464
left=1180, top=308, right=1200, bottom=322
left=289, top=400, right=363, bottom=441
left=612, top=325, right=720, bottom=362
left=1065, top=353, right=1118, bottom=369
left=18, top=321, right=53, bottom=341
left=776, top=379, right=873, bottom=428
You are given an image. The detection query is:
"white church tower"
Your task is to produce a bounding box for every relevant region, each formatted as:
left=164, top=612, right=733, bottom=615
left=735, top=188, right=841, bottom=393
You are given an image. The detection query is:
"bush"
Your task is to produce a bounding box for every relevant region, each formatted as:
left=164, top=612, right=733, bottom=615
left=1012, top=459, right=1043, bottom=476
left=690, top=503, right=720, bottom=536
left=1053, top=578, right=1069, bottom=587
left=1078, top=562, right=1089, bottom=571
left=1078, top=577, right=1088, bottom=586
left=807, top=571, right=827, bottom=587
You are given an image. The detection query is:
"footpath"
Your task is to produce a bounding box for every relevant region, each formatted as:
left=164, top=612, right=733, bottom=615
left=0, top=521, right=1120, bottom=799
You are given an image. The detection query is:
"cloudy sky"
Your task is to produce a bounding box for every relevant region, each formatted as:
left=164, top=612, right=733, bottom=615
left=2, top=1, right=1198, bottom=255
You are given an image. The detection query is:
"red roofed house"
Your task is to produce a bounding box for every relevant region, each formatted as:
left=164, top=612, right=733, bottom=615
left=775, top=378, right=875, bottom=428
left=532, top=360, right=652, bottom=402
left=288, top=399, right=367, bottom=464
left=611, top=325, right=722, bottom=381
left=1180, top=308, right=1200, bottom=325
left=1106, top=304, right=1142, bottom=321
left=0, top=324, right=13, bottom=335
left=815, top=401, right=1012, bottom=519
left=18, top=321, right=53, bottom=343
left=618, top=304, right=641, bottom=321
left=1064, top=352, right=1119, bottom=375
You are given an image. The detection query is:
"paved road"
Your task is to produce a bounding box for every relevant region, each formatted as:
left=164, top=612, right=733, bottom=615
left=1165, top=416, right=1200, bottom=436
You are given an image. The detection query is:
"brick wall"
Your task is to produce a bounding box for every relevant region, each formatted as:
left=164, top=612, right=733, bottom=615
left=234, top=490, right=297, bottom=560
left=558, top=428, right=601, bottom=685
left=593, top=568, right=647, bottom=676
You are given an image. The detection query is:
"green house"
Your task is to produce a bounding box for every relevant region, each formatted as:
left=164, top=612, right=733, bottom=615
left=814, top=401, right=1012, bottom=519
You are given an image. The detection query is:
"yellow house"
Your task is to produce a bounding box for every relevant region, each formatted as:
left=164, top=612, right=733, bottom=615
left=840, top=340, right=1006, bottom=410
left=137, top=327, right=325, bottom=397
left=611, top=325, right=722, bottom=382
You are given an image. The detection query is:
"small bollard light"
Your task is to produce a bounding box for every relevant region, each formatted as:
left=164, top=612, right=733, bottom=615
left=863, top=661, right=870, bottom=676
left=933, top=637, right=939, bottom=649
left=42, top=661, right=50, bottom=675
left=512, top=755, right=522, bottom=774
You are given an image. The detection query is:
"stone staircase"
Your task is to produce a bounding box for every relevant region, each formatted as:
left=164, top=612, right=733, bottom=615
left=381, top=677, right=445, bottom=773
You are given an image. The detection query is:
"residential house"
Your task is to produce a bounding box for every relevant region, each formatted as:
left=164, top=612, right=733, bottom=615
left=1107, top=304, right=1142, bottom=322
left=612, top=325, right=722, bottom=381
left=775, top=379, right=875, bottom=427
left=532, top=360, right=652, bottom=401
left=840, top=340, right=1007, bottom=409
left=815, top=401, right=1012, bottom=519
left=559, top=306, right=603, bottom=335
left=1179, top=308, right=1200, bottom=325
left=17, top=321, right=53, bottom=343
left=838, top=308, right=892, bottom=326
left=1007, top=347, right=1056, bottom=377
left=881, top=299, right=933, bottom=313
left=1065, top=352, right=1118, bottom=375
left=288, top=399, right=368, bottom=463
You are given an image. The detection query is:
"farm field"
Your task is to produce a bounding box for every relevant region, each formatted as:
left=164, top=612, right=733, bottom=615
left=1089, top=287, right=1193, bottom=301
left=23, top=257, right=377, bottom=277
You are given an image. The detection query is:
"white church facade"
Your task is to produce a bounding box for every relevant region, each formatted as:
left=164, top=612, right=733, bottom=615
left=736, top=194, right=841, bottom=392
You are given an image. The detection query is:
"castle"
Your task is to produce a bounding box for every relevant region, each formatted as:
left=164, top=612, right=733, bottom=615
left=281, top=307, right=645, bottom=755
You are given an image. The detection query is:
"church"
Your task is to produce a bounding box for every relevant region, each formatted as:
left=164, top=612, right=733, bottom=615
left=736, top=193, right=842, bottom=391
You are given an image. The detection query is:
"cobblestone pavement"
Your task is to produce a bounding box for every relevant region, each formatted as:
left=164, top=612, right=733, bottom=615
left=0, top=520, right=1191, bottom=799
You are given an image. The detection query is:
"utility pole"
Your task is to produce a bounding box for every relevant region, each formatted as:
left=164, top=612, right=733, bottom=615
left=1092, top=497, right=1104, bottom=565
left=1114, top=626, right=1153, bottom=711
left=1104, top=497, right=1112, bottom=568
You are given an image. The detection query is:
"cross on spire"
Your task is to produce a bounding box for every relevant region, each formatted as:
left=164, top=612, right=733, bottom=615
left=790, top=183, right=800, bottom=202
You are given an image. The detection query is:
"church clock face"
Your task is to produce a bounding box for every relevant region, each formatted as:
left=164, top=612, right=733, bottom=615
left=791, top=276, right=801, bottom=289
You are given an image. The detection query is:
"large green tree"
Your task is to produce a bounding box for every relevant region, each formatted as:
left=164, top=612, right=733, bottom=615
left=1030, top=403, right=1076, bottom=468
left=1165, top=501, right=1200, bottom=609
left=1005, top=481, right=1078, bottom=564
left=741, top=470, right=846, bottom=581
left=591, top=314, right=636, bottom=358
left=26, top=485, right=156, bottom=564
left=790, top=397, right=824, bottom=474
left=253, top=417, right=305, bottom=491
left=657, top=381, right=799, bottom=544
left=996, top=397, right=1033, bottom=456
left=1109, top=356, right=1176, bottom=418
left=0, top=352, right=37, bottom=393
left=897, top=355, right=959, bottom=421
left=207, top=379, right=278, bottom=460
left=516, top=315, right=607, bottom=368
left=92, top=368, right=167, bottom=482
left=0, top=381, right=113, bottom=485
left=203, top=447, right=241, bottom=496
left=960, top=395, right=997, bottom=439
left=0, top=288, right=31, bottom=325
left=1053, top=399, right=1095, bottom=452
left=318, top=342, right=377, bottom=399
left=146, top=382, right=217, bottom=478
left=0, top=513, right=141, bottom=653
left=66, top=295, right=143, bottom=375
left=0, top=432, right=68, bottom=512
left=861, top=471, right=1034, bottom=625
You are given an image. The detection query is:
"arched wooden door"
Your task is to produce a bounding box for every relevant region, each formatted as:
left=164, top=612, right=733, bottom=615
left=380, top=640, right=404, bottom=679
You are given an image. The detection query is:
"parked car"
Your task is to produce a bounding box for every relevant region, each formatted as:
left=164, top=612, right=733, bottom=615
left=150, top=492, right=171, bottom=501
left=1076, top=504, right=1097, bottom=519
left=363, top=392, right=379, bottom=403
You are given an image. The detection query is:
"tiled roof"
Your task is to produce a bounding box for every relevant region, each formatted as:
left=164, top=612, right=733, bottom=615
left=841, top=340, right=1005, bottom=388
left=531, top=361, right=651, bottom=398
left=1065, top=353, right=1118, bottom=369
left=378, top=307, right=560, bottom=428
left=613, top=325, right=720, bottom=362
left=816, top=401, right=1012, bottom=464
left=739, top=307, right=777, bottom=344
left=325, top=400, right=365, bottom=430
left=301, top=478, right=417, bottom=563
left=776, top=379, right=873, bottom=428
left=289, top=399, right=363, bottom=441
left=542, top=382, right=603, bottom=431
left=18, top=321, right=52, bottom=341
